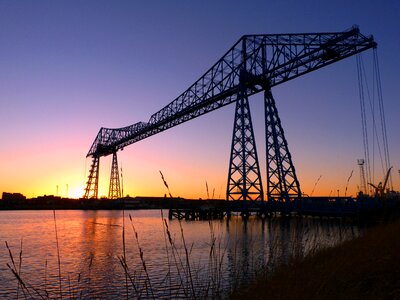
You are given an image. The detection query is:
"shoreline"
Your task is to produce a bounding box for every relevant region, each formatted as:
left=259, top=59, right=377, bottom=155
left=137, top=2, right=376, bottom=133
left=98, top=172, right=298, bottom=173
left=231, top=216, right=400, bottom=299
left=2, top=194, right=399, bottom=222
left=0, top=195, right=226, bottom=210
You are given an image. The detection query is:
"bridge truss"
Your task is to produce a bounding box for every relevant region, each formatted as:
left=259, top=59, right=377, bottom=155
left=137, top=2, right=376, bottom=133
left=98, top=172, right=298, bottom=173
left=83, top=26, right=376, bottom=205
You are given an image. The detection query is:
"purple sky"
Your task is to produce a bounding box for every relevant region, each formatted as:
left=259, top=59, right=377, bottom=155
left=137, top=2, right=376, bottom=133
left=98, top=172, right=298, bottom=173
left=0, top=1, right=399, bottom=198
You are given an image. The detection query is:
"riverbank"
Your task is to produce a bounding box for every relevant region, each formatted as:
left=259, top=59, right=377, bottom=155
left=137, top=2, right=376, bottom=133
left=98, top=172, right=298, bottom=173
left=231, top=217, right=400, bottom=299
left=0, top=194, right=226, bottom=210
left=2, top=193, right=399, bottom=222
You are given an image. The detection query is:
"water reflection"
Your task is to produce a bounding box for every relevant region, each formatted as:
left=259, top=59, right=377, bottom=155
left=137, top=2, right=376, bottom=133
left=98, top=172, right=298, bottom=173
left=0, top=210, right=359, bottom=299
left=77, top=211, right=125, bottom=298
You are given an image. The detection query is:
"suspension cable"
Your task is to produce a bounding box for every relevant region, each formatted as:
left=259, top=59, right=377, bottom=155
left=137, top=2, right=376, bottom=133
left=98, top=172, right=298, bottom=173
left=361, top=54, right=386, bottom=183
left=373, top=48, right=392, bottom=190
left=356, top=51, right=392, bottom=193
left=356, top=54, right=371, bottom=194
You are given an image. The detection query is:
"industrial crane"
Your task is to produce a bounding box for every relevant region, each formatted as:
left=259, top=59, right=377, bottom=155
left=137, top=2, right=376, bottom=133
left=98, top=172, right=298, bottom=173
left=368, top=167, right=393, bottom=198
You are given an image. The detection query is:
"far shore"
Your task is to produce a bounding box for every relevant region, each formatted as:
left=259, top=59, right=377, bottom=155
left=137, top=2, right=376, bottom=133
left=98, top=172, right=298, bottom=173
left=0, top=194, right=226, bottom=210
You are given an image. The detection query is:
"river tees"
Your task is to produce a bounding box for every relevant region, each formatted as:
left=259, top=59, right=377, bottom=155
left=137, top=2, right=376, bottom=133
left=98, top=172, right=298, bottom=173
left=0, top=210, right=360, bottom=299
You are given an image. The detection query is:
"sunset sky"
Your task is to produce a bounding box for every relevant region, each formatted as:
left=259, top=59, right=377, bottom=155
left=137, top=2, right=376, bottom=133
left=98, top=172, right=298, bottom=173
left=0, top=1, right=399, bottom=199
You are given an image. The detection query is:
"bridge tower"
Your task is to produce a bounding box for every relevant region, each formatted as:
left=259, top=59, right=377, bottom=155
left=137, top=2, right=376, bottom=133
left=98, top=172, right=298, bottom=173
left=108, top=152, right=122, bottom=199
left=264, top=90, right=301, bottom=202
left=227, top=38, right=264, bottom=208
left=226, top=89, right=264, bottom=203
left=82, top=28, right=376, bottom=203
left=84, top=156, right=100, bottom=199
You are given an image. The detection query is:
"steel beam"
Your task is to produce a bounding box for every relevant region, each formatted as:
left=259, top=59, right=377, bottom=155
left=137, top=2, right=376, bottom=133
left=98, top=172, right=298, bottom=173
left=84, top=156, right=100, bottom=199
left=264, top=90, right=301, bottom=202
left=227, top=88, right=263, bottom=203
left=108, top=152, right=121, bottom=199
left=86, top=27, right=376, bottom=158
left=83, top=27, right=376, bottom=200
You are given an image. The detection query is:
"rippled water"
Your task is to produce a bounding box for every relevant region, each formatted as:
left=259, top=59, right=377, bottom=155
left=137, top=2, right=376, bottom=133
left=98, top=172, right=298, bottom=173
left=0, top=210, right=359, bottom=299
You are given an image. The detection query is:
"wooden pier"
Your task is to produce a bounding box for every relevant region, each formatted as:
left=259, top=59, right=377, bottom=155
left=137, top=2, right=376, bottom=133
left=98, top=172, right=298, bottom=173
left=168, top=207, right=226, bottom=220
left=168, top=195, right=400, bottom=220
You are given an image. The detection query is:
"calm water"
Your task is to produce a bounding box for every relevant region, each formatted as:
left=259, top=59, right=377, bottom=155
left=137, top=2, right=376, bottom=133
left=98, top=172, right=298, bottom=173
left=0, top=210, right=359, bottom=299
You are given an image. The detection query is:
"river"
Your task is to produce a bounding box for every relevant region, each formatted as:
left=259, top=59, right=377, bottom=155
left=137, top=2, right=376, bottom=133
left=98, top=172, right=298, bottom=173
left=0, top=210, right=359, bottom=299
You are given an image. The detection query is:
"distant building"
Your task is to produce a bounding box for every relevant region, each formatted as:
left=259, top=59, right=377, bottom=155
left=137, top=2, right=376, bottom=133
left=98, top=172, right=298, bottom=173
left=2, top=192, right=26, bottom=201
left=1, top=192, right=26, bottom=206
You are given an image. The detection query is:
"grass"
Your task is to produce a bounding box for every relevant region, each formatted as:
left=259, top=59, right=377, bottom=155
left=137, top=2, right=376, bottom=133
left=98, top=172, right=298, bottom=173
left=5, top=172, right=398, bottom=298
left=116, top=214, right=362, bottom=299
left=5, top=208, right=398, bottom=299
left=6, top=211, right=97, bottom=300
left=118, top=213, right=229, bottom=299
left=231, top=218, right=400, bottom=299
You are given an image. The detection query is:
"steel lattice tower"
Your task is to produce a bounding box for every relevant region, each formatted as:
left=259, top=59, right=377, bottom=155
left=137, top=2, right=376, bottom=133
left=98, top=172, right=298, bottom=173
left=84, top=156, right=100, bottom=199
left=264, top=90, right=301, bottom=202
left=357, top=159, right=367, bottom=195
left=108, top=152, right=122, bottom=199
left=82, top=28, right=376, bottom=200
left=227, top=88, right=263, bottom=202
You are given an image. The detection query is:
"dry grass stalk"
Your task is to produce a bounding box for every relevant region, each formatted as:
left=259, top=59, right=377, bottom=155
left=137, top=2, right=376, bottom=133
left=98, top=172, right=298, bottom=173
left=5, top=209, right=365, bottom=299
left=178, top=220, right=196, bottom=299
left=5, top=245, right=46, bottom=300
left=53, top=210, right=63, bottom=299
left=160, top=210, right=174, bottom=298
left=163, top=218, right=188, bottom=297
left=128, top=214, right=156, bottom=299
left=122, top=209, right=129, bottom=299
left=159, top=171, right=173, bottom=198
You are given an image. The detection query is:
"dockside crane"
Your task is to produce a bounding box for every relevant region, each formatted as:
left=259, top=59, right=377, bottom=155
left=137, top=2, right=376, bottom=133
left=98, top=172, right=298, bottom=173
left=368, top=167, right=393, bottom=198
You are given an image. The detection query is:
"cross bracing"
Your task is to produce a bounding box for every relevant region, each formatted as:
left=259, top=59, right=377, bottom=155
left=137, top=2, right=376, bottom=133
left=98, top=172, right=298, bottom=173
left=84, top=26, right=376, bottom=201
left=86, top=27, right=376, bottom=158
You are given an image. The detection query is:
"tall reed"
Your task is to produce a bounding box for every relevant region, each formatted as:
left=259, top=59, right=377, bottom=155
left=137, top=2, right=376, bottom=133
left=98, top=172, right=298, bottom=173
left=53, top=210, right=62, bottom=299
left=5, top=211, right=361, bottom=299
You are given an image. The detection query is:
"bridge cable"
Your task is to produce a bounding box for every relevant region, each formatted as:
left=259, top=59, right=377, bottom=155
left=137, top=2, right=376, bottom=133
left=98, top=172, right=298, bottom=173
left=356, top=54, right=372, bottom=193
left=357, top=52, right=391, bottom=192
left=373, top=48, right=392, bottom=190
left=361, top=54, right=383, bottom=186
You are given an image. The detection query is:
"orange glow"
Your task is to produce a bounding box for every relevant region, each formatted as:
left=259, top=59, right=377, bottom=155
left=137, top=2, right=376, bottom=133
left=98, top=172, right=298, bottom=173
left=0, top=1, right=399, bottom=203
left=1, top=139, right=397, bottom=200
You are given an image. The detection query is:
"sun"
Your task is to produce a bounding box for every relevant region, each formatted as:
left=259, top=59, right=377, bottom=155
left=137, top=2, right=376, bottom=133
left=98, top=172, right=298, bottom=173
left=68, top=186, right=85, bottom=199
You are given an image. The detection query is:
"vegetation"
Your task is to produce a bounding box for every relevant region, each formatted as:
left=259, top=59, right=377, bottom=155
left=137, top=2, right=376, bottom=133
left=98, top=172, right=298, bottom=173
left=231, top=218, right=400, bottom=299
left=5, top=209, right=400, bottom=299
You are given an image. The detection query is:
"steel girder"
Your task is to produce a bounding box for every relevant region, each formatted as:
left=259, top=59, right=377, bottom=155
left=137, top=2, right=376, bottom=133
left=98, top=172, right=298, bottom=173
left=264, top=91, right=301, bottom=202
left=108, top=152, right=121, bottom=199
left=84, top=156, right=100, bottom=199
left=227, top=88, right=264, bottom=203
left=86, top=26, right=376, bottom=158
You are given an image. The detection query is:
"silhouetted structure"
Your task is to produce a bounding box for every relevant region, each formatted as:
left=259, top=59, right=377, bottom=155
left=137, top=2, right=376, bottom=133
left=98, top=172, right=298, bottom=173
left=83, top=27, right=376, bottom=214
left=358, top=159, right=367, bottom=195
left=1, top=192, right=26, bottom=205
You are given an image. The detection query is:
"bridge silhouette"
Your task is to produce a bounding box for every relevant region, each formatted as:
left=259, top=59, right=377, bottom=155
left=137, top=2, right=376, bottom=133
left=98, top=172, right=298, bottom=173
left=83, top=26, right=376, bottom=212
